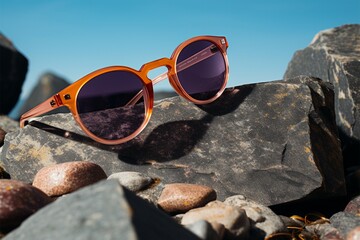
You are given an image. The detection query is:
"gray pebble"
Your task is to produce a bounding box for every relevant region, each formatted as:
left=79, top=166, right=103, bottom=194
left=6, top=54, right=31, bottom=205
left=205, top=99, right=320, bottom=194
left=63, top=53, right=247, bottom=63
left=107, top=171, right=153, bottom=192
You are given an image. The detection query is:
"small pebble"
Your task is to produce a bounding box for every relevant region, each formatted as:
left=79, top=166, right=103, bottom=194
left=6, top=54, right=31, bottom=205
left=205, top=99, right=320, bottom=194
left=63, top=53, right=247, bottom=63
left=33, top=161, right=107, bottom=196
left=185, top=220, right=222, bottom=240
left=224, top=195, right=286, bottom=237
left=157, top=183, right=216, bottom=214
left=347, top=226, right=360, bottom=240
left=107, top=171, right=153, bottom=192
left=344, top=195, right=360, bottom=216
left=181, top=201, right=250, bottom=239
left=0, top=179, right=52, bottom=232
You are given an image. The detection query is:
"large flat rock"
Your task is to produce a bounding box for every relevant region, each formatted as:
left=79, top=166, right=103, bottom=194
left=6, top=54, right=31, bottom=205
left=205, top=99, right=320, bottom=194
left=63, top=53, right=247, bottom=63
left=0, top=76, right=345, bottom=206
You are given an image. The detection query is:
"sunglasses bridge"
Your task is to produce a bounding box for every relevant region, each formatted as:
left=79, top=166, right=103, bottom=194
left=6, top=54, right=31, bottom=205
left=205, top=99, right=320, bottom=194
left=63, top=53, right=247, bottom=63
left=126, top=44, right=221, bottom=106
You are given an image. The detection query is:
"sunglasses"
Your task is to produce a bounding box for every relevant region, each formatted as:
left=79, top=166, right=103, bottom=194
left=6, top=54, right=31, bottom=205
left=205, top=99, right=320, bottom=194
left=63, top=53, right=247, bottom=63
left=20, top=36, right=229, bottom=145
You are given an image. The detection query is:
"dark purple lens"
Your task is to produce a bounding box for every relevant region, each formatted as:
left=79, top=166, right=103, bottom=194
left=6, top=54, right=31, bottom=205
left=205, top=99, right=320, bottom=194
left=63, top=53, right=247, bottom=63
left=76, top=70, right=145, bottom=140
left=176, top=40, right=226, bottom=101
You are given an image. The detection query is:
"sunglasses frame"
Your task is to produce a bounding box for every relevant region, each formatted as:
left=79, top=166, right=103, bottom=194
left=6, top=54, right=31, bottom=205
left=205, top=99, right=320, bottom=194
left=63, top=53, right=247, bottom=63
left=20, top=35, right=229, bottom=145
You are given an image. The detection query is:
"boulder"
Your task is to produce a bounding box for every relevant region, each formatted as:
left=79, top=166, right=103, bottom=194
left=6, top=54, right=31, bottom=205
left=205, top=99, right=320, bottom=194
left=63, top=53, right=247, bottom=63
left=284, top=24, right=360, bottom=192
left=0, top=33, right=28, bottom=114
left=3, top=180, right=199, bottom=240
left=0, top=76, right=346, bottom=206
left=17, top=72, right=70, bottom=118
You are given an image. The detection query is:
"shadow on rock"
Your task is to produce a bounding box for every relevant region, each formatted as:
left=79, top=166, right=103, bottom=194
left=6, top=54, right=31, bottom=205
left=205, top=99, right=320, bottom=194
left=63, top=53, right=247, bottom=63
left=198, top=84, right=255, bottom=116
left=118, top=115, right=214, bottom=164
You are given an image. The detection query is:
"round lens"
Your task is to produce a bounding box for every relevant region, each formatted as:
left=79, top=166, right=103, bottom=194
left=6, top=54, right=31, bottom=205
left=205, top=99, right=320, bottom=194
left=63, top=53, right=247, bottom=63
left=76, top=70, right=145, bottom=141
left=176, top=40, right=226, bottom=101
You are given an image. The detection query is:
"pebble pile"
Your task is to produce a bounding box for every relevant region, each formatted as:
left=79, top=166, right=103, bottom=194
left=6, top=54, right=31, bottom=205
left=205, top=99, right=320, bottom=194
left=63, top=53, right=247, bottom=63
left=0, top=162, right=359, bottom=239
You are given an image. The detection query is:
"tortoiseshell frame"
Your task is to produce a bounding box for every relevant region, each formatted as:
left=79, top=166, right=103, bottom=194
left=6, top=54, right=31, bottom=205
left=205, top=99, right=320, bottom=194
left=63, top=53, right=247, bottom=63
left=20, top=36, right=229, bottom=145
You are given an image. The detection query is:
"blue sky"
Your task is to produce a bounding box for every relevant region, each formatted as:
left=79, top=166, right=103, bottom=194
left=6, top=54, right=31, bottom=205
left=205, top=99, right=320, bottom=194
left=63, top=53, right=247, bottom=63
left=1, top=0, right=359, bottom=100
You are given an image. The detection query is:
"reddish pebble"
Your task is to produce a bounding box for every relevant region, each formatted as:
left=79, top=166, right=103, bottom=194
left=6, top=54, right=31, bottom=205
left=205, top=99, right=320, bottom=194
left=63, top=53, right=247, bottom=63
left=157, top=183, right=216, bottom=214
left=0, top=179, right=52, bottom=232
left=347, top=226, right=360, bottom=240
left=33, top=161, right=107, bottom=196
left=344, top=195, right=360, bottom=216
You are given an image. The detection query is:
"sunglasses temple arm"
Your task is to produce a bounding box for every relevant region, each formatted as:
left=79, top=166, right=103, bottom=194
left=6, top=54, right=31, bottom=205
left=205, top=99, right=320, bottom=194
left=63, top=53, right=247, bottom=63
left=20, top=94, right=63, bottom=127
left=125, top=45, right=217, bottom=106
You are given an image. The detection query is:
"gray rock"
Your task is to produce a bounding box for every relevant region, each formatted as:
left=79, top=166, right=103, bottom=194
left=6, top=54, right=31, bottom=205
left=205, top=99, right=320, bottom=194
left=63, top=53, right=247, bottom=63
left=224, top=195, right=286, bottom=238
left=284, top=24, right=360, bottom=196
left=0, top=76, right=345, bottom=206
left=17, top=72, right=70, bottom=118
left=4, top=179, right=199, bottom=240
left=107, top=171, right=153, bottom=192
left=330, top=211, right=360, bottom=239
left=0, top=33, right=28, bottom=114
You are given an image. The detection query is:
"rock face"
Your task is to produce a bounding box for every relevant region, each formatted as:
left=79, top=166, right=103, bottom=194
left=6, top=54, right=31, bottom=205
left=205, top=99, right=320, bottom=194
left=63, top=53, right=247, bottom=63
left=3, top=180, right=199, bottom=240
left=0, top=76, right=345, bottom=206
left=284, top=24, right=360, bottom=191
left=0, top=33, right=28, bottom=114
left=17, top=72, right=70, bottom=118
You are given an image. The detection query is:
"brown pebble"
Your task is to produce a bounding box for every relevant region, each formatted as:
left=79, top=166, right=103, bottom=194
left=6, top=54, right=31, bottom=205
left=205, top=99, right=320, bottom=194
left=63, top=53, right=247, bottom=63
left=0, top=179, right=52, bottom=232
left=33, top=161, right=107, bottom=196
left=157, top=183, right=216, bottom=214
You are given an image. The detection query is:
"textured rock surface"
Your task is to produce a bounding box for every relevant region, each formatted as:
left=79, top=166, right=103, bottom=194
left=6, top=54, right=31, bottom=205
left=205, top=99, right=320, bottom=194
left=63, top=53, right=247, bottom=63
left=284, top=24, right=360, bottom=193
left=3, top=180, right=199, bottom=240
left=17, top=72, right=70, bottom=118
left=32, top=161, right=107, bottom=196
left=157, top=183, right=217, bottom=214
left=0, top=179, right=52, bottom=232
left=0, top=33, right=28, bottom=114
left=1, top=77, right=345, bottom=206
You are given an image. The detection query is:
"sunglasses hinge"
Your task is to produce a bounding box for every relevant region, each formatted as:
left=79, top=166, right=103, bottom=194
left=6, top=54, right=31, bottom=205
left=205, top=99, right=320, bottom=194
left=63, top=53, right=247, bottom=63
left=50, top=94, right=63, bottom=107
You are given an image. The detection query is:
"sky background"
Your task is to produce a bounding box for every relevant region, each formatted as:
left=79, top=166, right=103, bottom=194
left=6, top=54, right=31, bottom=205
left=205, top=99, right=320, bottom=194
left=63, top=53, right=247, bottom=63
left=1, top=0, right=359, bottom=103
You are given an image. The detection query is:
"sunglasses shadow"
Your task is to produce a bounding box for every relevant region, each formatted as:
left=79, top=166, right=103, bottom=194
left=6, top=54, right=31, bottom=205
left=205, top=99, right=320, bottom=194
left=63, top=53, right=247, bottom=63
left=28, top=121, right=121, bottom=152
left=28, top=85, right=255, bottom=163
left=118, top=85, right=255, bottom=164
